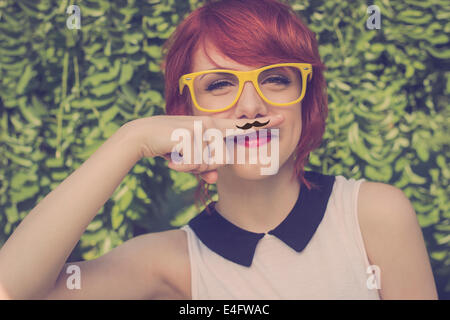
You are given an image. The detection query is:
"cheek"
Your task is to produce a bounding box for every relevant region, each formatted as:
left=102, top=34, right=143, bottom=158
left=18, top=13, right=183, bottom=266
left=191, top=107, right=206, bottom=117
left=293, top=105, right=303, bottom=138
left=295, top=117, right=302, bottom=140
left=281, top=109, right=302, bottom=154
left=284, top=121, right=301, bottom=149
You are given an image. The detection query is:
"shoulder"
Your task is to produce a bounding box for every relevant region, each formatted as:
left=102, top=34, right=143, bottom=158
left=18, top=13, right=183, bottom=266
left=137, top=228, right=191, bottom=299
left=147, top=229, right=191, bottom=299
left=128, top=228, right=188, bottom=264
left=357, top=181, right=416, bottom=230
left=356, top=181, right=409, bottom=267
left=357, top=181, right=411, bottom=216
left=356, top=181, right=438, bottom=299
left=356, top=181, right=417, bottom=254
left=44, top=228, right=190, bottom=299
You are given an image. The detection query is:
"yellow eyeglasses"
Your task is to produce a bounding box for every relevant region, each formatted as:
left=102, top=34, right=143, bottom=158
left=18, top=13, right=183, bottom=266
left=179, top=62, right=313, bottom=113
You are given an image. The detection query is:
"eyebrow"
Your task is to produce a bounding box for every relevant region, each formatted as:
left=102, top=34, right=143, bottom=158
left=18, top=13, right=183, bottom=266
left=196, top=63, right=275, bottom=81
left=205, top=66, right=238, bottom=71
left=199, top=65, right=268, bottom=80
left=202, top=63, right=272, bottom=72
left=198, top=67, right=238, bottom=81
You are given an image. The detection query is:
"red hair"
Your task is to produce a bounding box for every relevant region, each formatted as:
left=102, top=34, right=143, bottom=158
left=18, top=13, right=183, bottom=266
left=161, top=0, right=328, bottom=214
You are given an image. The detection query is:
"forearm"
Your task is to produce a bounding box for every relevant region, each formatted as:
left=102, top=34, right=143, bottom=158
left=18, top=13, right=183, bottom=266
left=0, top=124, right=142, bottom=299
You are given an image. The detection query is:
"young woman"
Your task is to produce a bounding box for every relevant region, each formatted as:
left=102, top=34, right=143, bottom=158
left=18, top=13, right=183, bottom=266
left=0, top=0, right=437, bottom=300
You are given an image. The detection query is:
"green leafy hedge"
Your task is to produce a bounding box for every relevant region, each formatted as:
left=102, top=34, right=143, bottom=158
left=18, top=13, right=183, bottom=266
left=0, top=0, right=448, bottom=298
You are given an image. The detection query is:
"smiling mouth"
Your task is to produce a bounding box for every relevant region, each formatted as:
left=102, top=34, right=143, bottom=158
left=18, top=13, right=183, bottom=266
left=224, top=129, right=279, bottom=146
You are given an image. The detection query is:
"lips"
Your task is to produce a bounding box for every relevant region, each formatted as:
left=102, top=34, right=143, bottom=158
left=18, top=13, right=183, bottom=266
left=233, top=130, right=278, bottom=148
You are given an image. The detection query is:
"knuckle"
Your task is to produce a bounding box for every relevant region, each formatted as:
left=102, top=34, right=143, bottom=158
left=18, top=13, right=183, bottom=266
left=199, top=162, right=210, bottom=172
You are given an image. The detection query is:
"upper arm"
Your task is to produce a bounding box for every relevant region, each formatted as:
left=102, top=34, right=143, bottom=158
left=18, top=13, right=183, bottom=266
left=43, top=231, right=174, bottom=300
left=357, top=181, right=438, bottom=300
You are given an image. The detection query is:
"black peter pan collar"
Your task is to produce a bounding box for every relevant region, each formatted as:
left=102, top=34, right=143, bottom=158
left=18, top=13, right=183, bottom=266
left=187, top=171, right=336, bottom=267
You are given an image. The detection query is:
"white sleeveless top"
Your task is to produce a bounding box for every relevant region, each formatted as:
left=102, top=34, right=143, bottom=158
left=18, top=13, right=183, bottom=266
left=180, top=171, right=381, bottom=300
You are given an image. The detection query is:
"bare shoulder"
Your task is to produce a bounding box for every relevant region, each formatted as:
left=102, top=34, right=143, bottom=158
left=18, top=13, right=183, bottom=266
left=103, top=227, right=191, bottom=299
left=357, top=181, right=415, bottom=259
left=45, top=227, right=191, bottom=300
left=357, top=181, right=416, bottom=232
left=140, top=228, right=191, bottom=299
left=357, top=181, right=438, bottom=299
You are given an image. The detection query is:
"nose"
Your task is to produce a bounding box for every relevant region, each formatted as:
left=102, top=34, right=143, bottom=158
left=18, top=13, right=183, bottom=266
left=233, top=80, right=268, bottom=119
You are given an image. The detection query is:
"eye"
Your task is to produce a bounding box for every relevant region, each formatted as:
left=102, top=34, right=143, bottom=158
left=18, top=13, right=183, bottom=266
left=262, top=75, right=291, bottom=85
left=206, top=80, right=235, bottom=91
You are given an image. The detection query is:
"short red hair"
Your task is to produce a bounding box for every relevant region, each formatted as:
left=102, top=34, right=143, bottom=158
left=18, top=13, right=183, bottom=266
left=161, top=0, right=328, bottom=212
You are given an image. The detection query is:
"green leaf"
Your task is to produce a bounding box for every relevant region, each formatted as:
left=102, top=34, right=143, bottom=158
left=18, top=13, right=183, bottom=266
left=90, top=82, right=118, bottom=96
left=146, top=90, right=163, bottom=104
left=111, top=205, right=124, bottom=230
left=426, top=47, right=450, bottom=59
left=100, top=105, right=120, bottom=123
left=143, top=45, right=161, bottom=59
left=16, top=65, right=35, bottom=94
left=71, top=96, right=116, bottom=109
left=18, top=97, right=41, bottom=126
left=45, top=157, right=64, bottom=168
left=119, top=63, right=134, bottom=84
left=10, top=185, right=39, bottom=203
left=365, top=165, right=392, bottom=182
left=5, top=205, right=19, bottom=223
left=121, top=84, right=138, bottom=104
left=83, top=60, right=121, bottom=86
left=86, top=219, right=103, bottom=232
left=397, top=11, right=432, bottom=24
left=81, top=229, right=108, bottom=247
left=119, top=190, right=133, bottom=211
left=417, top=209, right=440, bottom=228
left=348, top=123, right=381, bottom=166
left=4, top=150, right=33, bottom=167
left=10, top=172, right=30, bottom=189
left=404, top=164, right=427, bottom=185
left=102, top=122, right=120, bottom=137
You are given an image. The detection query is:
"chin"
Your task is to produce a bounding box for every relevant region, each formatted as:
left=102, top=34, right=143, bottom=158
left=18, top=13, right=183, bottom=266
left=221, top=164, right=273, bottom=181
left=217, top=153, right=291, bottom=181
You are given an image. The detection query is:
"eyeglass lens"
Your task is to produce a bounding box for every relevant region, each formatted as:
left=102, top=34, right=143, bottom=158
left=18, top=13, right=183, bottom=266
left=193, top=66, right=303, bottom=111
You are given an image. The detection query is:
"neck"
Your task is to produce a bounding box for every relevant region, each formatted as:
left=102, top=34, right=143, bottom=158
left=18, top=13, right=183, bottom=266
left=214, top=156, right=301, bottom=234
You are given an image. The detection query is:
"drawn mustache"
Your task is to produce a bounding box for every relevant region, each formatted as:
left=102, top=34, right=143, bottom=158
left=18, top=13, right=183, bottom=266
left=236, top=119, right=270, bottom=130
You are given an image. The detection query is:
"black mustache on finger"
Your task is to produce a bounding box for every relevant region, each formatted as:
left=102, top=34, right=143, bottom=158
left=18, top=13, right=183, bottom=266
left=236, top=119, right=270, bottom=130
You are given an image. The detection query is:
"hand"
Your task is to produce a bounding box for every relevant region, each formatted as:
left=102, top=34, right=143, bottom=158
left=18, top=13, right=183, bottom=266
left=125, top=114, right=285, bottom=183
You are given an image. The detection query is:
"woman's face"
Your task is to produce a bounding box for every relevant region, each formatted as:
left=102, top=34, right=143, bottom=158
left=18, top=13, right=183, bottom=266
left=189, top=42, right=303, bottom=180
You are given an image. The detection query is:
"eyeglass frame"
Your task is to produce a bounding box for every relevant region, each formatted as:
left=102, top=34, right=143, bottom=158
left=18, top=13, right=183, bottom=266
left=178, top=62, right=313, bottom=113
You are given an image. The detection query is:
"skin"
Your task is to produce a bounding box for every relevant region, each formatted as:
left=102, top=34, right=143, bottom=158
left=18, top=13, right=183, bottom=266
left=186, top=42, right=304, bottom=233
left=0, top=41, right=438, bottom=300
left=357, top=182, right=438, bottom=299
